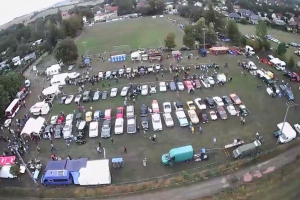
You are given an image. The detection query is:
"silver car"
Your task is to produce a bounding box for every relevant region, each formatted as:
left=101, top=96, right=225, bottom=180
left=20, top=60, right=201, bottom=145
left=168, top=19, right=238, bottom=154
left=101, top=120, right=111, bottom=138
left=127, top=116, right=136, bottom=134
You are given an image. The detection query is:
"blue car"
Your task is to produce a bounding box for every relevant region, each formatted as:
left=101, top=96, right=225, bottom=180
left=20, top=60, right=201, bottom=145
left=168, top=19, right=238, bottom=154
left=280, top=85, right=294, bottom=101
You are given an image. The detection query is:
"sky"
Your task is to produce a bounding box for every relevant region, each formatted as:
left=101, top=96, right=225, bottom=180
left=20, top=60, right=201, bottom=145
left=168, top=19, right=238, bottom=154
left=0, top=0, right=63, bottom=25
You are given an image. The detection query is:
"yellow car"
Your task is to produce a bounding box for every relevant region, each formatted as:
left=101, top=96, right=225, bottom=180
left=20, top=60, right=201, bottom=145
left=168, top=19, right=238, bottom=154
left=85, top=111, right=93, bottom=122
left=187, top=101, right=196, bottom=110
left=188, top=110, right=199, bottom=124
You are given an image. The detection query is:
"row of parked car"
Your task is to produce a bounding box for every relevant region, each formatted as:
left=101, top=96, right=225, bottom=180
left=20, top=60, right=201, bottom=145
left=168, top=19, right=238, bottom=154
left=51, top=93, right=249, bottom=139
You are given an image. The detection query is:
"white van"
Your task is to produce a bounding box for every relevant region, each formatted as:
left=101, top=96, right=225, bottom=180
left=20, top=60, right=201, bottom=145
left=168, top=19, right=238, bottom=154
left=114, top=118, right=124, bottom=134
left=276, top=122, right=296, bottom=143
left=89, top=121, right=99, bottom=138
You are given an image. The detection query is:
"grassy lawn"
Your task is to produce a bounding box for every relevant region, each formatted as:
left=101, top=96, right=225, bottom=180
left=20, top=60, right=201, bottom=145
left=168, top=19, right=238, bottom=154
left=75, top=17, right=185, bottom=55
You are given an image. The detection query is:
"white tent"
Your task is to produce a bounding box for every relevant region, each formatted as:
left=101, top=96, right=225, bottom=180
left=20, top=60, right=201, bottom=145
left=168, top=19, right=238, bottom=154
left=78, top=159, right=111, bottom=185
left=46, top=64, right=61, bottom=76
left=0, top=166, right=15, bottom=179
left=131, top=51, right=141, bottom=61
left=21, top=117, right=45, bottom=137
left=30, top=102, right=50, bottom=116
left=42, top=85, right=61, bottom=96
left=50, top=73, right=69, bottom=86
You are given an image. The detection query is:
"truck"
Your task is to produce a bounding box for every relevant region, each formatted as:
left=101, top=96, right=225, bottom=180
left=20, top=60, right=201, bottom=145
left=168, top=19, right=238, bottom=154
left=232, top=140, right=261, bottom=159
left=162, top=145, right=194, bottom=166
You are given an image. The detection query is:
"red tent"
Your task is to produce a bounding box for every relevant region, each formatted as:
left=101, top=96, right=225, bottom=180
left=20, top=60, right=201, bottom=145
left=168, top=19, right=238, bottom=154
left=0, top=156, right=16, bottom=166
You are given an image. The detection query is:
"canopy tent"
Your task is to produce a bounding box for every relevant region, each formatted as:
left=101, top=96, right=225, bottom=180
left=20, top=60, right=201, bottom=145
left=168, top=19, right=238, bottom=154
left=131, top=51, right=141, bottom=61
left=21, top=117, right=45, bottom=137
left=0, top=156, right=16, bottom=166
left=209, top=46, right=229, bottom=51
left=45, top=158, right=88, bottom=171
left=78, top=159, right=111, bottom=185
left=42, top=85, right=61, bottom=96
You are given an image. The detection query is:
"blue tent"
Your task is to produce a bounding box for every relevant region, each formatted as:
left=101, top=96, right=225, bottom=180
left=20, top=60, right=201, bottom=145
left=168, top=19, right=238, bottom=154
left=84, top=58, right=91, bottom=64
left=199, top=48, right=207, bottom=57
left=110, top=54, right=126, bottom=63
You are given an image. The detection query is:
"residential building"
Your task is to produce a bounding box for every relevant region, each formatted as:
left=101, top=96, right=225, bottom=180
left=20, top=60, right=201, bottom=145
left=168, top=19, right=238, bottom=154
left=104, top=5, right=118, bottom=13
left=228, top=13, right=241, bottom=20
left=61, top=11, right=71, bottom=20
left=238, top=9, right=254, bottom=17
left=249, top=15, right=260, bottom=24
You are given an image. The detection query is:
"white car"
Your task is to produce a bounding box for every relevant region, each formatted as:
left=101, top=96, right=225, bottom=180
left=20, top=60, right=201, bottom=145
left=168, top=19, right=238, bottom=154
left=120, top=86, right=129, bottom=97
left=150, top=85, right=156, bottom=93
left=176, top=111, right=189, bottom=126
left=66, top=114, right=74, bottom=123
left=163, top=113, right=174, bottom=127
left=201, top=78, right=210, bottom=88
left=163, top=102, right=172, bottom=113
left=105, top=71, right=111, bottom=79
left=294, top=123, right=300, bottom=134
left=155, top=64, right=161, bottom=70
left=65, top=95, right=74, bottom=104
left=159, top=82, right=167, bottom=92
left=207, top=77, right=215, bottom=85
left=114, top=118, right=124, bottom=135
left=110, top=87, right=118, bottom=97
left=227, top=105, right=237, bottom=116
left=50, top=115, right=58, bottom=125
left=89, top=121, right=99, bottom=138
left=63, top=122, right=73, bottom=139
left=152, top=113, right=163, bottom=131
left=118, top=68, right=124, bottom=75
left=194, top=98, right=206, bottom=110
left=188, top=110, right=199, bottom=124
left=68, top=65, right=74, bottom=71
left=141, top=85, right=148, bottom=95
left=148, top=65, right=154, bottom=72
left=177, top=82, right=184, bottom=91
left=98, top=71, right=103, bottom=79
left=209, top=110, right=218, bottom=120
left=126, top=67, right=131, bottom=73
left=213, top=96, right=224, bottom=107
left=74, top=94, right=82, bottom=104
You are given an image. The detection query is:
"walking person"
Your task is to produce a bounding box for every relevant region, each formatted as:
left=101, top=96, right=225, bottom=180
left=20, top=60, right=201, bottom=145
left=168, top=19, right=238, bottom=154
left=198, top=126, right=203, bottom=133
left=111, top=138, right=115, bottom=144
left=97, top=146, right=102, bottom=154
left=36, top=146, right=41, bottom=153
left=240, top=117, right=244, bottom=125
left=176, top=91, right=180, bottom=98
left=213, top=137, right=217, bottom=145
left=191, top=126, right=194, bottom=133
left=123, top=146, right=127, bottom=153
left=242, top=117, right=245, bottom=125
left=50, top=143, right=56, bottom=153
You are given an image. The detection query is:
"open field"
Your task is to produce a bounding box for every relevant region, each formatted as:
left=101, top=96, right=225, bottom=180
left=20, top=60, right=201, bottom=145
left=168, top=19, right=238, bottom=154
left=75, top=17, right=185, bottom=55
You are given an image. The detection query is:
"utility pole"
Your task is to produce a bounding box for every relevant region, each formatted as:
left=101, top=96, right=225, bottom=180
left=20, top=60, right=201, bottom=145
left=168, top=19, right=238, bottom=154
left=277, top=101, right=297, bottom=144
left=202, top=28, right=207, bottom=49
left=82, top=41, right=87, bottom=56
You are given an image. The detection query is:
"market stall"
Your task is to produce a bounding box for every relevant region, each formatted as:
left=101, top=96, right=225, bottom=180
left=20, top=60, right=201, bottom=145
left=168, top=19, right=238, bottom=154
left=209, top=46, right=229, bottom=54
left=42, top=85, right=61, bottom=96
left=21, top=117, right=45, bottom=138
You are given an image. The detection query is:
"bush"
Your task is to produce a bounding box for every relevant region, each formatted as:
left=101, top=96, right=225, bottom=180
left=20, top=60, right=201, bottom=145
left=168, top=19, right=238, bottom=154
left=240, top=18, right=248, bottom=25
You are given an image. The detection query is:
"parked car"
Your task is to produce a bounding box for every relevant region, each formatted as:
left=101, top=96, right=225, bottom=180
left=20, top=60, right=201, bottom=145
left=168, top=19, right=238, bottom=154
left=118, top=68, right=124, bottom=76
left=66, top=114, right=74, bottom=123
left=194, top=79, right=201, bottom=88
left=194, top=98, right=206, bottom=110
left=199, top=112, right=209, bottom=123
left=114, top=118, right=124, bottom=135
left=141, top=117, right=149, bottom=130
left=54, top=125, right=63, bottom=138
left=239, top=105, right=249, bottom=116
left=188, top=110, right=199, bottom=124
left=63, top=122, right=73, bottom=139
left=140, top=104, right=148, bottom=116
left=186, top=101, right=196, bottom=110
left=85, top=111, right=92, bottom=122
left=176, top=110, right=189, bottom=126
left=127, top=116, right=136, bottom=134
left=177, top=82, right=184, bottom=90
left=163, top=113, right=174, bottom=127
left=284, top=71, right=300, bottom=82
left=101, top=120, right=111, bottom=138
left=184, top=80, right=194, bottom=90
left=204, top=97, right=215, bottom=108
left=120, top=86, right=130, bottom=97
left=104, top=108, right=112, bottom=120
left=116, top=107, right=124, bottom=118
left=159, top=82, right=167, bottom=92
left=89, top=122, right=98, bottom=138
left=217, top=106, right=228, bottom=119
left=51, top=115, right=58, bottom=125
left=230, top=93, right=242, bottom=104
left=152, top=100, right=160, bottom=113
left=82, top=90, right=91, bottom=102
left=169, top=81, right=176, bottom=91
left=227, top=105, right=237, bottom=115
left=200, top=77, right=210, bottom=88
left=280, top=84, right=295, bottom=101
left=105, top=71, right=111, bottom=79
left=163, top=102, right=172, bottom=113
left=152, top=113, right=163, bottom=131
left=141, top=85, right=149, bottom=95
left=110, top=88, right=118, bottom=97
left=102, top=91, right=108, bottom=99
left=150, top=85, right=157, bottom=93
left=207, top=77, right=215, bottom=85
left=209, top=110, right=217, bottom=120
left=213, top=96, right=224, bottom=107
left=68, top=65, right=74, bottom=71
left=65, top=95, right=74, bottom=104
left=74, top=94, right=82, bottom=104
left=222, top=96, right=233, bottom=105
left=174, top=101, right=184, bottom=110
left=93, top=91, right=101, bottom=101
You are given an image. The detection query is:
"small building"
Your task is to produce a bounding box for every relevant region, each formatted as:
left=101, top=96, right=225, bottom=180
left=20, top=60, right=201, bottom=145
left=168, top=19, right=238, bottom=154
left=46, top=64, right=61, bottom=76
left=249, top=15, right=260, bottom=24
left=228, top=13, right=241, bottom=20
left=104, top=5, right=118, bottom=13
left=238, top=9, right=254, bottom=18
left=61, top=11, right=71, bottom=20
left=12, top=56, right=21, bottom=66
left=94, top=14, right=107, bottom=22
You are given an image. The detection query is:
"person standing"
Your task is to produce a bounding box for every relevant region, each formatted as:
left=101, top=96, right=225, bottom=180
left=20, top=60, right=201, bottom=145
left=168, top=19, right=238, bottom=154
left=176, top=91, right=180, bottom=98
left=123, top=146, right=127, bottom=153
left=242, top=118, right=245, bottom=125
left=213, top=137, right=217, bottom=145
left=111, top=138, right=115, bottom=144
left=36, top=146, right=41, bottom=153
left=240, top=117, right=244, bottom=125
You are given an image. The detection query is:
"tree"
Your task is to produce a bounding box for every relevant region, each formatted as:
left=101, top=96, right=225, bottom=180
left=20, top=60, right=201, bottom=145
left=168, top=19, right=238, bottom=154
left=0, top=85, right=10, bottom=118
left=226, top=20, right=241, bottom=45
left=164, top=33, right=176, bottom=49
left=0, top=72, right=24, bottom=101
left=226, top=0, right=234, bottom=13
left=256, top=20, right=267, bottom=40
left=183, top=34, right=195, bottom=49
left=62, top=16, right=82, bottom=37
left=288, top=56, right=295, bottom=68
left=9, top=164, right=20, bottom=177
left=204, top=3, right=225, bottom=32
left=277, top=42, right=287, bottom=56
left=54, top=38, right=79, bottom=64
left=240, top=18, right=248, bottom=25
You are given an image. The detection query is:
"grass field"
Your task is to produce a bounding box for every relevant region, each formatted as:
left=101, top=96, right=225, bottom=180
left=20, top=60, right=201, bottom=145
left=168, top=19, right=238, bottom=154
left=75, top=17, right=185, bottom=55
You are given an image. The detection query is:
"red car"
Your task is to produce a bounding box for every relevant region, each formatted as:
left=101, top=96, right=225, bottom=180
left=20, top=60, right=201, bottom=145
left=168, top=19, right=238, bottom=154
left=116, top=107, right=124, bottom=118
left=194, top=79, right=201, bottom=88
left=104, top=108, right=112, bottom=120
left=152, top=100, right=160, bottom=113
left=56, top=115, right=65, bottom=124
left=229, top=93, right=242, bottom=105
left=184, top=80, right=194, bottom=89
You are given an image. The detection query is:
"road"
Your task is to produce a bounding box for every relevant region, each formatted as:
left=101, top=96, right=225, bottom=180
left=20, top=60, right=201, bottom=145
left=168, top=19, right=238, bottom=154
left=107, top=144, right=300, bottom=200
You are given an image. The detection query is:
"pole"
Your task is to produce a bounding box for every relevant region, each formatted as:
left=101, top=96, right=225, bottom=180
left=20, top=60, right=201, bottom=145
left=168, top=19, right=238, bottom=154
left=14, top=148, right=38, bottom=185
left=82, top=41, right=87, bottom=56
left=203, top=28, right=206, bottom=49
left=277, top=101, right=295, bottom=144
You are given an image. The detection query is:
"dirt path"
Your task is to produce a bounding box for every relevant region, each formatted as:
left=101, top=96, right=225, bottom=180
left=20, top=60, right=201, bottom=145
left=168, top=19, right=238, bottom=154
left=107, top=144, right=300, bottom=200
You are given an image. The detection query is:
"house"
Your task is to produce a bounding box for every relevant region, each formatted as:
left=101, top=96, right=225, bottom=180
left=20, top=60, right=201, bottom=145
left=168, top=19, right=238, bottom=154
left=194, top=2, right=202, bottom=7
left=228, top=13, right=241, bottom=20
left=61, top=11, right=71, bottom=20
left=24, top=52, right=36, bottom=62
left=94, top=14, right=107, bottom=22
left=249, top=15, right=260, bottom=24
left=104, top=5, right=118, bottom=13
left=222, top=11, right=229, bottom=17
left=271, top=13, right=282, bottom=20
left=238, top=9, right=254, bottom=17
